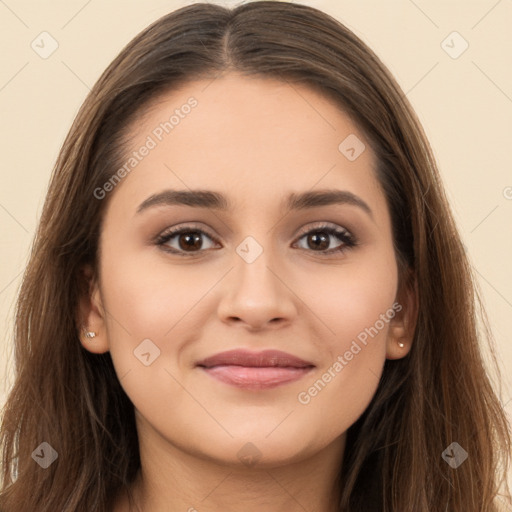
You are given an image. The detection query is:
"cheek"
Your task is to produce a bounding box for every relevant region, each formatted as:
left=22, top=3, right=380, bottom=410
left=98, top=246, right=194, bottom=379
left=101, top=246, right=206, bottom=336
left=302, top=246, right=398, bottom=350
left=98, top=249, right=209, bottom=416
left=294, top=272, right=398, bottom=441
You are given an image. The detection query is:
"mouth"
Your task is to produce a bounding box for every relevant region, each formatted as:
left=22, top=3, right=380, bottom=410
left=196, top=349, right=315, bottom=390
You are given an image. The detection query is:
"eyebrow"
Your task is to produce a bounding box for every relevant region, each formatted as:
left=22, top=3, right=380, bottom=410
left=136, top=188, right=374, bottom=220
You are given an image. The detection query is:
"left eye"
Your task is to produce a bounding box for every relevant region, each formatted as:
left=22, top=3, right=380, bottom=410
left=293, top=226, right=356, bottom=254
left=155, top=224, right=357, bottom=256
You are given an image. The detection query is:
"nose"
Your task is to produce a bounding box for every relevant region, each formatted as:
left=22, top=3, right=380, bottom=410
left=217, top=247, right=297, bottom=331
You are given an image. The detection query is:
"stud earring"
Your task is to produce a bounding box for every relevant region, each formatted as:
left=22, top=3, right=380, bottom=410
left=398, top=341, right=404, bottom=348
left=83, top=328, right=97, bottom=340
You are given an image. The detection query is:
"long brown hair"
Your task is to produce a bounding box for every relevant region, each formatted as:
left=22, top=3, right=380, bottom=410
left=1, top=2, right=510, bottom=510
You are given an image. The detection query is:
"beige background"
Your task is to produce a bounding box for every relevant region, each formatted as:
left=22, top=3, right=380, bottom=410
left=0, top=0, right=511, bottom=494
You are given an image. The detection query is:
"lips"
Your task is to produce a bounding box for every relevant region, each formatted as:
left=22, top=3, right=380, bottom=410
left=196, top=349, right=314, bottom=369
left=196, top=349, right=315, bottom=390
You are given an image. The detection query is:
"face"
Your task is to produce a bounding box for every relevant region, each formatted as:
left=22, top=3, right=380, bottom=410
left=81, top=72, right=413, bottom=468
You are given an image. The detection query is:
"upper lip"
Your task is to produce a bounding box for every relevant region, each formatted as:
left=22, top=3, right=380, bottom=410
left=196, top=349, right=315, bottom=369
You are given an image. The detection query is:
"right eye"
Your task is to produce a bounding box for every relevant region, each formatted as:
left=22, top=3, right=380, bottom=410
left=155, top=225, right=220, bottom=256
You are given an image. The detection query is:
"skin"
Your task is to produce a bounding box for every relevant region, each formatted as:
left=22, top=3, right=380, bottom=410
left=79, top=72, right=417, bottom=512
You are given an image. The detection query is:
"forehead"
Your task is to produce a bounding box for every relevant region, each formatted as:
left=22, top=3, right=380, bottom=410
left=108, top=72, right=386, bottom=218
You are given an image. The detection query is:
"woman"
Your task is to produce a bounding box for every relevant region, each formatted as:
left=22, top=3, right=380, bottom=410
left=0, top=2, right=510, bottom=511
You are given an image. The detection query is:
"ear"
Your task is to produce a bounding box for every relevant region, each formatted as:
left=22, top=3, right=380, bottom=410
left=77, top=263, right=109, bottom=354
left=386, top=269, right=418, bottom=360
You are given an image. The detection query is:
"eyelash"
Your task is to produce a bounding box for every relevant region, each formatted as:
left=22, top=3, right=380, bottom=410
left=155, top=222, right=359, bottom=258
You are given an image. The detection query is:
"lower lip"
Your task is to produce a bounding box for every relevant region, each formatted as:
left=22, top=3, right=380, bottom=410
left=200, top=365, right=314, bottom=390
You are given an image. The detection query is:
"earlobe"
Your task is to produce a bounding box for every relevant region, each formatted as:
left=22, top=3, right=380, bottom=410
left=386, top=325, right=410, bottom=360
left=386, top=271, right=418, bottom=360
left=78, top=264, right=109, bottom=354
